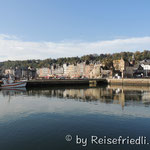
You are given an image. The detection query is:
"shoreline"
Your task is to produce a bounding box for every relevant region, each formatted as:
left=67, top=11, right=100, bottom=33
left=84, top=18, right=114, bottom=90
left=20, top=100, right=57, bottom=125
left=1, top=78, right=150, bottom=87
left=107, top=78, right=150, bottom=86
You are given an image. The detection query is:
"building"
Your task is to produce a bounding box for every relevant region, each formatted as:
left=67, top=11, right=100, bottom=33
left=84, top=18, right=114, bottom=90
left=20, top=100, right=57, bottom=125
left=139, top=60, right=150, bottom=77
left=113, top=58, right=129, bottom=72
left=89, top=64, right=101, bottom=78
left=84, top=64, right=94, bottom=78
left=100, top=66, right=113, bottom=78
left=113, top=58, right=133, bottom=78
left=36, top=68, right=51, bottom=78
left=77, top=63, right=85, bottom=77
left=51, top=65, right=64, bottom=76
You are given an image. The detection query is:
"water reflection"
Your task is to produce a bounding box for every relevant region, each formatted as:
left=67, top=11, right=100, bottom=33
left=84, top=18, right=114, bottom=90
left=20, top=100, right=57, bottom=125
left=1, top=86, right=150, bottom=150
left=23, top=86, right=150, bottom=109
left=1, top=88, right=26, bottom=96
left=1, top=88, right=26, bottom=102
left=0, top=85, right=150, bottom=119
left=1, top=85, right=150, bottom=109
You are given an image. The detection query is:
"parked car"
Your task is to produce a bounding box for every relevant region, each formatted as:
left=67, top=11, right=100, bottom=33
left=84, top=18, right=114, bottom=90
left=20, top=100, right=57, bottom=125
left=58, top=77, right=65, bottom=80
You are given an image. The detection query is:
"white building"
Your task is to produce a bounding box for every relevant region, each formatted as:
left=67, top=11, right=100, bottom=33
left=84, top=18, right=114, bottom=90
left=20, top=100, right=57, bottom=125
left=141, top=64, right=150, bottom=70
left=36, top=68, right=51, bottom=77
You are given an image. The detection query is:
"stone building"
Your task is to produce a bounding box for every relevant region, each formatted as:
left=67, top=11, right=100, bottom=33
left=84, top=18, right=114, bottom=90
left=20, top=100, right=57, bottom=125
left=113, top=58, right=133, bottom=78
left=100, top=66, right=113, bottom=78
left=89, top=64, right=101, bottom=78
left=113, top=58, right=129, bottom=72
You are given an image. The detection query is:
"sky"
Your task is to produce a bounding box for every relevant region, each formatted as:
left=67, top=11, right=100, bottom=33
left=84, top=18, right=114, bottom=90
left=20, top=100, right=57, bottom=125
left=0, top=0, right=150, bottom=61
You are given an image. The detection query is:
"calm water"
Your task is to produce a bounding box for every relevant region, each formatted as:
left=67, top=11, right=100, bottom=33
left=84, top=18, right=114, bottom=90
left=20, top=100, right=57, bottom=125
left=0, top=85, right=150, bottom=150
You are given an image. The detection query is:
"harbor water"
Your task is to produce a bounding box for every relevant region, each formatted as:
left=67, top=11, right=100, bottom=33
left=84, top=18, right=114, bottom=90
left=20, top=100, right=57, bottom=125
left=0, top=85, right=150, bottom=150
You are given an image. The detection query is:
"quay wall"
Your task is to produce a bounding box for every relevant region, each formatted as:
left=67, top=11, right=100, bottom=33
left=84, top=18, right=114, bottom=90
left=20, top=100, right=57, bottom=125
left=27, top=79, right=107, bottom=87
left=107, top=78, right=150, bottom=86
left=2, top=78, right=150, bottom=87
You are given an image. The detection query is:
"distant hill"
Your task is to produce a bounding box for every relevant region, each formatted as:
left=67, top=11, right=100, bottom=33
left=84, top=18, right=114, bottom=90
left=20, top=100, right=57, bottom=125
left=0, top=50, right=150, bottom=70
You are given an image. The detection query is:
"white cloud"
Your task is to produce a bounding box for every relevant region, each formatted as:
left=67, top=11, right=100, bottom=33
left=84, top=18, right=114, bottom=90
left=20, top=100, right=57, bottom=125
left=0, top=34, right=150, bottom=61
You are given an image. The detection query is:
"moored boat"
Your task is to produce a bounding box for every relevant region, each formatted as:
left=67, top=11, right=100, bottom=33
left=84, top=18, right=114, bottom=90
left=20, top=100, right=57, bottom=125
left=1, top=76, right=27, bottom=88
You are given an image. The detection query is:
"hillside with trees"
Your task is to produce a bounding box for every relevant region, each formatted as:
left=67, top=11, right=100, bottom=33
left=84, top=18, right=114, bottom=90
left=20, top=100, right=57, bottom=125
left=0, top=50, right=150, bottom=70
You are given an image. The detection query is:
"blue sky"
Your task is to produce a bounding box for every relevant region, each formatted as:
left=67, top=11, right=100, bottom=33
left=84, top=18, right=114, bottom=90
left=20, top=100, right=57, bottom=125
left=0, top=0, right=150, bottom=60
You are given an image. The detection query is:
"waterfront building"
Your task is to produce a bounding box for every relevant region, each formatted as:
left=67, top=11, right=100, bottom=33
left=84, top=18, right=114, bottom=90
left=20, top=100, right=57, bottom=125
left=89, top=64, right=101, bottom=78
left=77, top=63, right=85, bottom=77
left=67, top=64, right=78, bottom=78
left=51, top=65, right=64, bottom=76
left=36, top=68, right=51, bottom=78
left=63, top=64, right=68, bottom=76
left=113, top=58, right=129, bottom=71
left=113, top=58, right=132, bottom=78
left=140, top=60, right=150, bottom=77
left=84, top=64, right=94, bottom=78
left=100, top=66, right=113, bottom=78
left=63, top=64, right=79, bottom=78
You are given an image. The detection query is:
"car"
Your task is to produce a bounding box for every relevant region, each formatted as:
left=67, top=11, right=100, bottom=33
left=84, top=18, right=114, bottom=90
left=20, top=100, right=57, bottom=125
left=58, top=77, right=66, bottom=80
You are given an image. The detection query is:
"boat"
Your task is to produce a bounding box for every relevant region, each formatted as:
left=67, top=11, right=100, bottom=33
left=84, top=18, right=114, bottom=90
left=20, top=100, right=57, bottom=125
left=1, top=75, right=27, bottom=88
